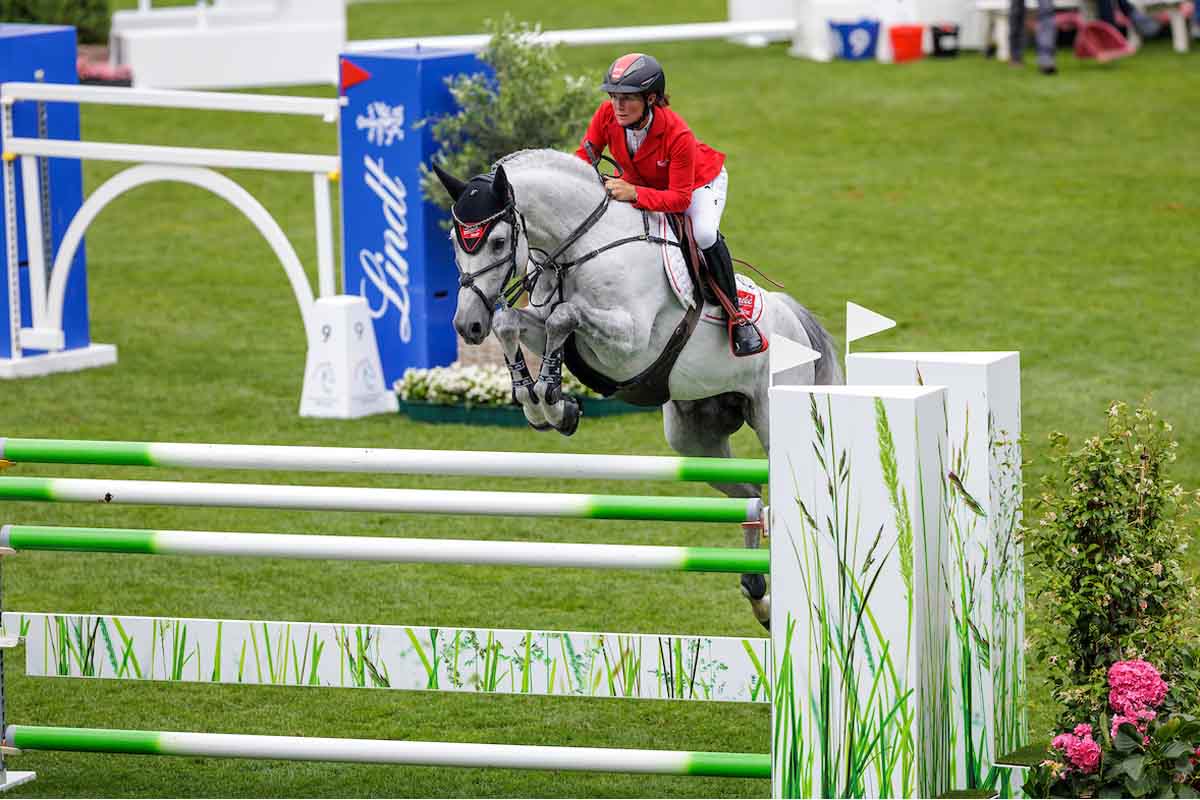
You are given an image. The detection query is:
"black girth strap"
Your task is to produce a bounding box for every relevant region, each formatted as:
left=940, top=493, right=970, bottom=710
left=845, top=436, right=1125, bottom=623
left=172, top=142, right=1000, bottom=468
left=563, top=214, right=705, bottom=407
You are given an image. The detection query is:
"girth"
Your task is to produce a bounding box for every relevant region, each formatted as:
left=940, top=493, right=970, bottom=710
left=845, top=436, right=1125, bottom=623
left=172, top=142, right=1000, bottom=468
left=563, top=214, right=705, bottom=407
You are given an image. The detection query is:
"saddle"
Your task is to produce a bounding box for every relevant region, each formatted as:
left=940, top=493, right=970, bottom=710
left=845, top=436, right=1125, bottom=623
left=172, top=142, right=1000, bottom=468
left=563, top=213, right=706, bottom=407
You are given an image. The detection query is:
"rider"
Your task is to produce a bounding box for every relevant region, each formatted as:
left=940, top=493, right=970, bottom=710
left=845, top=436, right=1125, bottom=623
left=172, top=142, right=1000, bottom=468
left=574, top=53, right=766, bottom=357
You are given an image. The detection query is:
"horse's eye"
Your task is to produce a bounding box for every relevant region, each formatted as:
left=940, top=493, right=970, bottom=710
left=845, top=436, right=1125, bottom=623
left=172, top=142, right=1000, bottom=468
left=491, top=238, right=506, bottom=252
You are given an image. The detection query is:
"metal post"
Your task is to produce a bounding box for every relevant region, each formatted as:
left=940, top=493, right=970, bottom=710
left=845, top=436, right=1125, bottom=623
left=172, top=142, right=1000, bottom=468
left=2, top=96, right=22, bottom=362
left=312, top=171, right=335, bottom=298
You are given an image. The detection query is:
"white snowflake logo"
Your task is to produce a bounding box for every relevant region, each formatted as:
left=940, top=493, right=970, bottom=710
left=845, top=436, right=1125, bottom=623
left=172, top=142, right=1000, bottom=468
left=356, top=101, right=405, bottom=147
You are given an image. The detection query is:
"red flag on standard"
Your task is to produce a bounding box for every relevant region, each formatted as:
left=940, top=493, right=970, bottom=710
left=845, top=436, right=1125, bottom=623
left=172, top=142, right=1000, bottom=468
left=340, top=58, right=372, bottom=93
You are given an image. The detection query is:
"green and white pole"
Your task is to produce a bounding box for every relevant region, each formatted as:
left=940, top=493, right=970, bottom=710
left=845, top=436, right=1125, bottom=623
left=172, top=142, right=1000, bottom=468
left=0, top=437, right=768, bottom=485
left=0, top=477, right=760, bottom=524
left=0, top=525, right=770, bottom=574
left=3, top=726, right=770, bottom=779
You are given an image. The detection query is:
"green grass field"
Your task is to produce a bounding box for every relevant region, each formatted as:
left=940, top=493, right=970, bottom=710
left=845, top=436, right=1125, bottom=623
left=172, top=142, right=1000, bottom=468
left=5, top=1, right=1198, bottom=796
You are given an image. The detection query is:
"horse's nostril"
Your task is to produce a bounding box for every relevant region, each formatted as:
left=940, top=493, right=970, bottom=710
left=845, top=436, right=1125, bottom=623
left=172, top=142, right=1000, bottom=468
left=469, top=322, right=483, bottom=336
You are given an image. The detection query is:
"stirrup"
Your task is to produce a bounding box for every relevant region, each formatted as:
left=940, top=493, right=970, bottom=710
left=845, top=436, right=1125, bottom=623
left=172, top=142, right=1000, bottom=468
left=728, top=317, right=768, bottom=358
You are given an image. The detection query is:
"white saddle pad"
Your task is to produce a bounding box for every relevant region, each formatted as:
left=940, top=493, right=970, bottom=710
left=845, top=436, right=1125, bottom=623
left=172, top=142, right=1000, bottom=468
left=651, top=212, right=766, bottom=325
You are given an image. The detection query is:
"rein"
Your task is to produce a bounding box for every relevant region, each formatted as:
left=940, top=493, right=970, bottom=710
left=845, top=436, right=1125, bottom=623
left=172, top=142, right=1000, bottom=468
left=506, top=150, right=678, bottom=309
left=454, top=153, right=682, bottom=313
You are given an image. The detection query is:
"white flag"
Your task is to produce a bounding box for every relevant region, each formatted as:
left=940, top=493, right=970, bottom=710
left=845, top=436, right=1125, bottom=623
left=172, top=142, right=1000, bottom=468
left=769, top=335, right=822, bottom=387
left=846, top=302, right=896, bottom=354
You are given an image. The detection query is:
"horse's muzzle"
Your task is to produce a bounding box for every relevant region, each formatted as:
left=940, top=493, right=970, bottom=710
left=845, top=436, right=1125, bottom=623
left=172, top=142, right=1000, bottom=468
left=453, top=299, right=493, bottom=345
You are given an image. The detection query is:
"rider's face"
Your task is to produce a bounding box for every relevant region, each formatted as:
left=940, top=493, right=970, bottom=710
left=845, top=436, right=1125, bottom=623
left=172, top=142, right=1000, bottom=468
left=608, top=92, right=647, bottom=126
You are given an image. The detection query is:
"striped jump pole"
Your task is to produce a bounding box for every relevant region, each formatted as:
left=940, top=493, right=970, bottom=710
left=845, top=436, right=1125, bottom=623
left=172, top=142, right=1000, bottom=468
left=0, top=477, right=761, bottom=524
left=0, top=437, right=768, bottom=485
left=3, top=726, right=770, bottom=779
left=0, top=525, right=770, bottom=574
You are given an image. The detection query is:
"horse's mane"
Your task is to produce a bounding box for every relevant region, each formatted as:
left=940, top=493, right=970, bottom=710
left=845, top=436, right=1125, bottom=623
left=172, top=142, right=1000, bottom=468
left=496, top=149, right=604, bottom=192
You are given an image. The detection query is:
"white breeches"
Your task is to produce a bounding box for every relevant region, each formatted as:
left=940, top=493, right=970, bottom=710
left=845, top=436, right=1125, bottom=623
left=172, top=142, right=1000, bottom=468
left=685, top=167, right=728, bottom=250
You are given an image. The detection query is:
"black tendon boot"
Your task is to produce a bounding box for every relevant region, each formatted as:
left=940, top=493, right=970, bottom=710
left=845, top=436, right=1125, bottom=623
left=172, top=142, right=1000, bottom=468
left=701, top=236, right=766, bottom=357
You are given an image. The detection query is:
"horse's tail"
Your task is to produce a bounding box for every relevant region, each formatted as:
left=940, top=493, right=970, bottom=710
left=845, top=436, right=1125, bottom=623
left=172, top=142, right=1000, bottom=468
left=779, top=295, right=844, bottom=386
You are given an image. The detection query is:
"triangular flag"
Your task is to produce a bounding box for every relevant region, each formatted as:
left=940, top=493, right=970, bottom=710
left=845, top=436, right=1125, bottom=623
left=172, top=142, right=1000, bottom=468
left=340, top=58, right=372, bottom=93
left=769, top=335, right=822, bottom=387
left=846, top=302, right=896, bottom=355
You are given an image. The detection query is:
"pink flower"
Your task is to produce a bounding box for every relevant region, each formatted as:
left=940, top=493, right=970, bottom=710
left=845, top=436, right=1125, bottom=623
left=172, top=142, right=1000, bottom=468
left=1108, top=660, right=1168, bottom=716
left=1065, top=736, right=1101, bottom=774
left=1051, top=727, right=1102, bottom=775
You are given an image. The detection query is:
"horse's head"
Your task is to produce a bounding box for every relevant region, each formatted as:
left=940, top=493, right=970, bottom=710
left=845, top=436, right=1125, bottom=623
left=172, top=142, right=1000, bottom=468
left=432, top=162, right=529, bottom=345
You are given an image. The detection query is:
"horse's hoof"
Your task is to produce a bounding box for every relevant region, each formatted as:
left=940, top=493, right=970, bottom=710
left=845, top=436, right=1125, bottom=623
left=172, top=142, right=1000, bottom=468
left=740, top=573, right=767, bottom=600
left=527, top=420, right=554, bottom=432
left=555, top=397, right=583, bottom=437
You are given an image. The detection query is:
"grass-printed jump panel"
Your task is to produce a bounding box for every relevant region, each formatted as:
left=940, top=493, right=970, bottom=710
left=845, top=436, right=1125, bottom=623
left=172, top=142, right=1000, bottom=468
left=3, top=612, right=770, bottom=704
left=769, top=385, right=951, bottom=798
left=845, top=353, right=1029, bottom=796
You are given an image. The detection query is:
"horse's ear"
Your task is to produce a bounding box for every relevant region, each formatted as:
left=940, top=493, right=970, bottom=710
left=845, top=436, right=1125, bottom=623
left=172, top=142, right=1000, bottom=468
left=431, top=161, right=467, bottom=201
left=492, top=164, right=511, bottom=201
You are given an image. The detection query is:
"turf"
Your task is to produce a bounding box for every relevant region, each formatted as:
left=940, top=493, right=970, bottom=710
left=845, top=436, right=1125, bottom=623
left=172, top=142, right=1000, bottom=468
left=4, top=1, right=1199, bottom=796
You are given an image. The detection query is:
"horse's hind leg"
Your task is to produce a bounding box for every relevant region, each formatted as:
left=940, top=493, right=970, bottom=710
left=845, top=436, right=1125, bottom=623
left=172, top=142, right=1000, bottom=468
left=664, top=395, right=770, bottom=630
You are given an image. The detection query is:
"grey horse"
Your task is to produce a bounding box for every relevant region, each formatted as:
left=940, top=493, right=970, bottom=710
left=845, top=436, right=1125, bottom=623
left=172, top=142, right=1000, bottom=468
left=433, top=149, right=842, bottom=627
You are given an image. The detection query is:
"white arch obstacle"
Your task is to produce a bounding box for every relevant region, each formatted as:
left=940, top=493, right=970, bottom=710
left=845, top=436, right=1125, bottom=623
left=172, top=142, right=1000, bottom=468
left=0, top=83, right=355, bottom=391
left=38, top=164, right=317, bottom=335
left=0, top=82, right=391, bottom=417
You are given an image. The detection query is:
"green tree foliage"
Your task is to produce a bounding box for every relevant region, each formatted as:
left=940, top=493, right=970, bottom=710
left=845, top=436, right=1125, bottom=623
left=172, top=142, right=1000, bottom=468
left=0, top=0, right=110, bottom=43
left=420, top=15, right=597, bottom=211
left=1029, top=400, right=1200, bottom=729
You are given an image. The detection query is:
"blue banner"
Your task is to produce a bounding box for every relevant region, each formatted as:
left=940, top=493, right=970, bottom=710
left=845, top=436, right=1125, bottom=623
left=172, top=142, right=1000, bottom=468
left=0, top=24, right=89, bottom=359
left=338, top=48, right=489, bottom=387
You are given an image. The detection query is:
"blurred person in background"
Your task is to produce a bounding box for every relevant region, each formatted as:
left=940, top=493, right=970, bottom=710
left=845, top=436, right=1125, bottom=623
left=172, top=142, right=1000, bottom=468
left=1009, top=0, right=1058, bottom=72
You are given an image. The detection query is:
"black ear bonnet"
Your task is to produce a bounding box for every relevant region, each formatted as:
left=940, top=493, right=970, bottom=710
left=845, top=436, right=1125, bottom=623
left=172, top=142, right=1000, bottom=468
left=450, top=168, right=514, bottom=254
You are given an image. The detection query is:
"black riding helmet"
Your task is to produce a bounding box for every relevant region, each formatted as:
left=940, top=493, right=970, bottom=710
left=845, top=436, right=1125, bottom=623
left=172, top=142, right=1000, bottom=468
left=599, top=52, right=666, bottom=99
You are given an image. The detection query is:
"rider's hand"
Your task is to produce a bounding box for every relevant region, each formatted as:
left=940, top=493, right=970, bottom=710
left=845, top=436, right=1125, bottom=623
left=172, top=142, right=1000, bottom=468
left=604, top=178, right=638, bottom=204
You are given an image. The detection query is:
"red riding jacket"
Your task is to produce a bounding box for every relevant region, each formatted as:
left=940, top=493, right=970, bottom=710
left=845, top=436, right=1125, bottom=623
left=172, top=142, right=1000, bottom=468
left=574, top=101, right=725, bottom=214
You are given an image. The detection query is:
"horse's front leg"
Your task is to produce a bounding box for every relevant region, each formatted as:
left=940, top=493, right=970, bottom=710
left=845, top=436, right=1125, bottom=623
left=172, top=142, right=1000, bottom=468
left=533, top=302, right=585, bottom=436
left=493, top=307, right=551, bottom=430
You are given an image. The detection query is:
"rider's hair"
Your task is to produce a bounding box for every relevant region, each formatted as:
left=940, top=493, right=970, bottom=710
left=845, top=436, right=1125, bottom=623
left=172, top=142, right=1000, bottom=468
left=652, top=93, right=671, bottom=107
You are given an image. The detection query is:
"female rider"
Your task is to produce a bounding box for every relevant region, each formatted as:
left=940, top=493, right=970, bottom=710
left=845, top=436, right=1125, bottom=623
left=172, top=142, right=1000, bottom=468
left=574, top=53, right=765, bottom=357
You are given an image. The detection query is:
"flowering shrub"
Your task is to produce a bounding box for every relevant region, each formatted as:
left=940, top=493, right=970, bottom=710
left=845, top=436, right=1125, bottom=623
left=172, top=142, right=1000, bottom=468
left=395, top=362, right=600, bottom=407
left=1025, top=660, right=1200, bottom=798
left=1029, top=400, right=1200, bottom=727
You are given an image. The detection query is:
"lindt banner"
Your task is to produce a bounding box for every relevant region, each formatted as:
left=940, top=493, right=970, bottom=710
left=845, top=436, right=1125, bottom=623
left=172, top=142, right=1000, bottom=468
left=338, top=49, right=488, bottom=386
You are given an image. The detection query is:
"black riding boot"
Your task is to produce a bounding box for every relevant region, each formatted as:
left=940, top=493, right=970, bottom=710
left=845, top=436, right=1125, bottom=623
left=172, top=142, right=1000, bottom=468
left=702, top=236, right=766, bottom=357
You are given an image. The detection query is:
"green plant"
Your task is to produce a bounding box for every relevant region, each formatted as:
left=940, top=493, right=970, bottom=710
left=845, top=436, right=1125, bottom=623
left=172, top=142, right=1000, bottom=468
left=419, top=14, right=597, bottom=210
left=1029, top=400, right=1200, bottom=729
left=0, top=0, right=110, bottom=43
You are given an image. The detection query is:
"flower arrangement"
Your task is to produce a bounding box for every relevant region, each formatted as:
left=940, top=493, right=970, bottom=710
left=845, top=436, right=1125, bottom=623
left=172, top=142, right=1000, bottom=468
left=1025, top=660, right=1200, bottom=798
left=395, top=362, right=601, bottom=408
